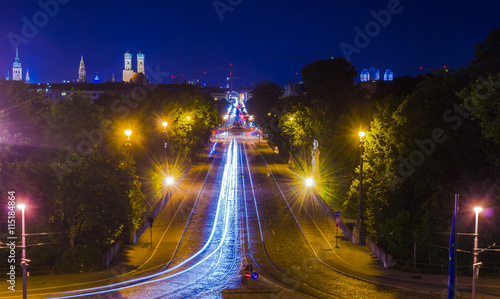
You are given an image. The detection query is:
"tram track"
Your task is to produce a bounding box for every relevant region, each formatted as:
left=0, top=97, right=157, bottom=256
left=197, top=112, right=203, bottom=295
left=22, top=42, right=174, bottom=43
left=48, top=140, right=240, bottom=298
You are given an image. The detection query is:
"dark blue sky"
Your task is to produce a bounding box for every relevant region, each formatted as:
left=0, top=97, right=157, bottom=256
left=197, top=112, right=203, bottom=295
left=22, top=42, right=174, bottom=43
left=0, top=0, right=499, bottom=87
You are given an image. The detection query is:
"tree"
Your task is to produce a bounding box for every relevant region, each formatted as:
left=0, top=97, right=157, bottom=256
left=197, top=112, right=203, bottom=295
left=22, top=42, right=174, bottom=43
left=246, top=82, right=283, bottom=124
left=300, top=57, right=360, bottom=114
left=54, top=152, right=139, bottom=249
left=470, top=29, right=500, bottom=76
left=461, top=74, right=500, bottom=149
left=346, top=68, right=498, bottom=266
left=45, top=92, right=143, bottom=250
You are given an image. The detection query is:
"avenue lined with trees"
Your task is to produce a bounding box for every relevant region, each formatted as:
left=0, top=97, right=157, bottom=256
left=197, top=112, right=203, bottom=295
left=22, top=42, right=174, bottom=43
left=0, top=82, right=217, bottom=271
left=261, top=29, right=500, bottom=274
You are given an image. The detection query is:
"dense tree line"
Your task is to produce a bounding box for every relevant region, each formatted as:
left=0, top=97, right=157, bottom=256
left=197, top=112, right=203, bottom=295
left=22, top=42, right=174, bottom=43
left=0, top=82, right=217, bottom=271
left=260, top=29, right=500, bottom=273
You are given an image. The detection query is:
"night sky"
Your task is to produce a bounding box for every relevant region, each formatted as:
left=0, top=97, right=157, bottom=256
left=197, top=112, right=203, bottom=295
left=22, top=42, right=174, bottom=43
left=0, top=0, right=499, bottom=87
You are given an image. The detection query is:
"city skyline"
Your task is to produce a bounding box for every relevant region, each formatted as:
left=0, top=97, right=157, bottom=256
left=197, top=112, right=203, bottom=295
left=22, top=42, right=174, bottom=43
left=0, top=0, right=499, bottom=85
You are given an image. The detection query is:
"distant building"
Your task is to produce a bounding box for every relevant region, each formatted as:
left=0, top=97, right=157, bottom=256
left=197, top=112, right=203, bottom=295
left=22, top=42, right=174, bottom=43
left=12, top=48, right=22, bottom=81
left=137, top=52, right=145, bottom=75
left=123, top=51, right=134, bottom=82
left=360, top=69, right=369, bottom=82
left=78, top=55, right=86, bottom=82
left=122, top=51, right=145, bottom=82
left=360, top=67, right=393, bottom=82
left=383, top=69, right=394, bottom=81
left=25, top=69, right=30, bottom=83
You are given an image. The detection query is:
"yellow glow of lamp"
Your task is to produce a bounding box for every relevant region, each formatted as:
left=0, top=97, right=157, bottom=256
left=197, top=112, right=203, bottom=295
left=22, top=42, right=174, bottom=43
left=187, top=116, right=191, bottom=121
left=164, top=176, right=174, bottom=186
left=474, top=206, right=483, bottom=214
left=125, top=129, right=132, bottom=140
left=162, top=122, right=168, bottom=129
left=290, top=117, right=294, bottom=121
left=305, top=177, right=314, bottom=187
left=359, top=131, right=366, bottom=140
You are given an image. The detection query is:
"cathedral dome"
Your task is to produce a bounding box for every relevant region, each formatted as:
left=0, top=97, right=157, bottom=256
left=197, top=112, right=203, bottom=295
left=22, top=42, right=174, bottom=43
left=130, top=72, right=149, bottom=84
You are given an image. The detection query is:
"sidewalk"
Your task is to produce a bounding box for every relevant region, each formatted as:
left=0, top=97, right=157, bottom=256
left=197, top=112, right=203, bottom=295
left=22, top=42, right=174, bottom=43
left=255, top=142, right=500, bottom=299
left=1, top=148, right=216, bottom=299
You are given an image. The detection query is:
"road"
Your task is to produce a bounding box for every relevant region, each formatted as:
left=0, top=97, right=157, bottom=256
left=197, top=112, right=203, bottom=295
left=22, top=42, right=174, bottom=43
left=4, top=131, right=499, bottom=298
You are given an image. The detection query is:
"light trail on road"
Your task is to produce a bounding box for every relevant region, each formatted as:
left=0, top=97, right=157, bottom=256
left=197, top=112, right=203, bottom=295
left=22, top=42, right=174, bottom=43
left=50, top=139, right=241, bottom=298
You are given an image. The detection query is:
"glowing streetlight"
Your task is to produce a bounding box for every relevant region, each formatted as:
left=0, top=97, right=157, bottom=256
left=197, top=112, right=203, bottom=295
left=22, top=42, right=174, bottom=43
left=472, top=206, right=483, bottom=299
left=473, top=206, right=483, bottom=214
left=161, top=121, right=168, bottom=164
left=186, top=116, right=194, bottom=152
left=163, top=176, right=174, bottom=186
left=305, top=177, right=314, bottom=187
left=17, top=204, right=28, bottom=299
left=289, top=117, right=295, bottom=164
left=124, top=129, right=132, bottom=157
left=354, top=130, right=367, bottom=245
left=359, top=131, right=366, bottom=140
left=124, top=129, right=132, bottom=140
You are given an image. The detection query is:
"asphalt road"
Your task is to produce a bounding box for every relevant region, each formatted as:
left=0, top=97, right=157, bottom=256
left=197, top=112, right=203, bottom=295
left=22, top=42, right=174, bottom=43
left=4, top=132, right=498, bottom=298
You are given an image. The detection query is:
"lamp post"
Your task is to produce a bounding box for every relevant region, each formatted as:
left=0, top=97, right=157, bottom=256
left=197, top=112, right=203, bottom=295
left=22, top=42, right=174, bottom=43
left=289, top=117, right=294, bottom=164
left=472, top=206, right=483, bottom=299
left=353, top=131, right=366, bottom=245
left=186, top=116, right=193, bottom=151
left=124, top=129, right=132, bottom=157
left=162, top=121, right=168, bottom=164
left=17, top=204, right=27, bottom=299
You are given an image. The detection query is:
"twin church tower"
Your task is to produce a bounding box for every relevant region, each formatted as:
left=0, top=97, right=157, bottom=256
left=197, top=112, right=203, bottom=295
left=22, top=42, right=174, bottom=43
left=78, top=51, right=145, bottom=83
left=122, top=51, right=145, bottom=82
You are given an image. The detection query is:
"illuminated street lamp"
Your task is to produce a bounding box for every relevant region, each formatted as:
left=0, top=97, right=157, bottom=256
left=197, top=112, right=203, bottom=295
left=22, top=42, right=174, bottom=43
left=162, top=121, right=168, bottom=164
left=186, top=116, right=194, bottom=153
left=353, top=131, right=366, bottom=245
left=305, top=177, right=314, bottom=187
left=472, top=206, right=483, bottom=299
left=124, top=129, right=132, bottom=157
left=124, top=129, right=132, bottom=140
left=163, top=176, right=174, bottom=186
left=17, top=204, right=28, bottom=299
